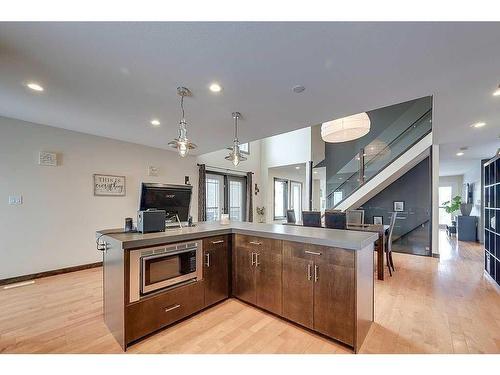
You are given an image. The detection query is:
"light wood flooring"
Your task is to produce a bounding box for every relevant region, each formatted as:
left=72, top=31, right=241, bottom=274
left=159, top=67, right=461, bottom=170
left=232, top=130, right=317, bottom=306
left=1, top=230, right=499, bottom=354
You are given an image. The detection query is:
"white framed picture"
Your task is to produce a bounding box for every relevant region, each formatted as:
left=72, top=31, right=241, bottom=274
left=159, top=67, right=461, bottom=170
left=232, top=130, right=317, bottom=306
left=93, top=174, right=126, bottom=196
left=393, top=201, right=405, bottom=212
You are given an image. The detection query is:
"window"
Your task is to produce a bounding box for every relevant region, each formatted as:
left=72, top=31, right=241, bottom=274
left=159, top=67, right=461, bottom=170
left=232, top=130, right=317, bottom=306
left=289, top=181, right=302, bottom=223
left=240, top=143, right=249, bottom=154
left=439, top=186, right=452, bottom=226
left=229, top=179, right=244, bottom=221
left=205, top=172, right=247, bottom=222
left=206, top=174, right=223, bottom=221
left=273, top=178, right=288, bottom=220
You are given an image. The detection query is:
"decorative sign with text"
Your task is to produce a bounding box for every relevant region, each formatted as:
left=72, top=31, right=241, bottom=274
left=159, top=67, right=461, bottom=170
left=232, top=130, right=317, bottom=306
left=93, top=174, right=126, bottom=196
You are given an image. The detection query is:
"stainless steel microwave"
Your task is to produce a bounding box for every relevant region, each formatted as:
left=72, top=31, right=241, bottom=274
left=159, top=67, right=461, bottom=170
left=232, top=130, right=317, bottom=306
left=129, top=240, right=203, bottom=303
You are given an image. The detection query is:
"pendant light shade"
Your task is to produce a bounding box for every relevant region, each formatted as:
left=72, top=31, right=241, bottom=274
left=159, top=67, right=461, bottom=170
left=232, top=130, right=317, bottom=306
left=225, top=112, right=247, bottom=166
left=321, top=112, right=371, bottom=143
left=168, top=87, right=197, bottom=157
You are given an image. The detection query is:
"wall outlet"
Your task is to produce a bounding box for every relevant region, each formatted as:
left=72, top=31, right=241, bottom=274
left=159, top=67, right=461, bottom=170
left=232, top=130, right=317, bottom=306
left=8, top=195, right=23, bottom=205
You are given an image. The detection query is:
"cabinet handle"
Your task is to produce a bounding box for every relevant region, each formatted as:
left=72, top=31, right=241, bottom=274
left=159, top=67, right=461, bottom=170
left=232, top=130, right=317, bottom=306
left=164, top=304, right=181, bottom=313
left=305, top=250, right=322, bottom=256
left=314, top=265, right=319, bottom=282
left=251, top=252, right=256, bottom=266
left=307, top=264, right=312, bottom=281
left=205, top=252, right=210, bottom=267
left=211, top=240, right=224, bottom=244
left=255, top=253, right=260, bottom=267
left=249, top=241, right=262, bottom=245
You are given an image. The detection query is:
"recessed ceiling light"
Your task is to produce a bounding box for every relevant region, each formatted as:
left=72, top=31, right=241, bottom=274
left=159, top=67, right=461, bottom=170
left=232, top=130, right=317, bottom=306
left=313, top=170, right=318, bottom=174
left=209, top=83, right=222, bottom=93
left=493, top=84, right=500, bottom=96
left=26, top=82, right=44, bottom=92
left=292, top=85, right=305, bottom=93
left=295, top=166, right=300, bottom=170
left=456, top=152, right=464, bottom=156
left=150, top=119, right=161, bottom=127
left=471, top=122, right=486, bottom=128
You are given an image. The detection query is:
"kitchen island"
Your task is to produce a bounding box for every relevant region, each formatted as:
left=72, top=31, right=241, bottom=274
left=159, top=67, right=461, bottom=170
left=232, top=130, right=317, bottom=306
left=97, top=222, right=378, bottom=353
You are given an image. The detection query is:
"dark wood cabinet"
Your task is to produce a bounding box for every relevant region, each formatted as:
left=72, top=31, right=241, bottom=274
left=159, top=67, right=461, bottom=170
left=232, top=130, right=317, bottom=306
left=108, top=231, right=373, bottom=352
left=125, top=281, right=204, bottom=344
left=282, top=241, right=355, bottom=346
left=312, top=249, right=355, bottom=346
left=282, top=242, right=314, bottom=328
left=233, top=234, right=282, bottom=314
left=202, top=236, right=229, bottom=307
left=233, top=237, right=256, bottom=304
left=255, top=240, right=282, bottom=315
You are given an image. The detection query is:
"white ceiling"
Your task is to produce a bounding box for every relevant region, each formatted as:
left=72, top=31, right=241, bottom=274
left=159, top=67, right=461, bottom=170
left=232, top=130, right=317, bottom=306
left=1, top=22, right=499, bottom=165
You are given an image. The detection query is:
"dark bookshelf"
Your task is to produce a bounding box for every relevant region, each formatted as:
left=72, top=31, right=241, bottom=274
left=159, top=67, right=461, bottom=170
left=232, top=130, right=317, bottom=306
left=484, top=153, right=500, bottom=286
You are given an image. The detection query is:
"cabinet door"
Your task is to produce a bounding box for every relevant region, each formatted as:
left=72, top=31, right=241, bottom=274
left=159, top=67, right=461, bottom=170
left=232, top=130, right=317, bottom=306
left=282, top=241, right=314, bottom=329
left=233, top=235, right=256, bottom=304
left=313, top=248, right=355, bottom=346
left=203, top=236, right=229, bottom=307
left=255, top=239, right=283, bottom=315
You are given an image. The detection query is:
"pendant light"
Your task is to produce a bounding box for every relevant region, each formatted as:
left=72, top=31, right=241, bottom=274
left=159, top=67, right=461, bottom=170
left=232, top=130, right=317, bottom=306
left=225, top=112, right=247, bottom=166
left=321, top=112, right=371, bottom=143
left=168, top=87, right=197, bottom=157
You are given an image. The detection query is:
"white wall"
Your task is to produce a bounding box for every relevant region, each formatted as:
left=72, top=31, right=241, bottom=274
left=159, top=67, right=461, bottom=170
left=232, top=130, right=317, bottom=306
left=260, top=127, right=312, bottom=222
left=0, top=116, right=198, bottom=279
left=196, top=140, right=263, bottom=219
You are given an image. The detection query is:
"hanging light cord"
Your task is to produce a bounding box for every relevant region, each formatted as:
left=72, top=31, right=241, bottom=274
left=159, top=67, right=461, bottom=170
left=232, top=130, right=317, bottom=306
left=234, top=115, right=238, bottom=141
left=180, top=95, right=185, bottom=122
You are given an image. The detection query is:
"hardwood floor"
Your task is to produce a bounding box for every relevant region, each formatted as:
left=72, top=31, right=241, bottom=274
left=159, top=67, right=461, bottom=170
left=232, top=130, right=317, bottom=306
left=1, top=230, right=499, bottom=354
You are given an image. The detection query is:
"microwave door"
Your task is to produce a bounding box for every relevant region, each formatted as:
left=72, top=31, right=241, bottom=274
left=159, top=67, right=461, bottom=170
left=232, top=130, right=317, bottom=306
left=141, top=250, right=197, bottom=294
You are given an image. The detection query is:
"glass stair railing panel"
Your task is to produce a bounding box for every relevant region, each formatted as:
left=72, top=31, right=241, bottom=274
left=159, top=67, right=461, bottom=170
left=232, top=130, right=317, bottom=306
left=363, top=110, right=432, bottom=182
left=326, top=108, right=432, bottom=209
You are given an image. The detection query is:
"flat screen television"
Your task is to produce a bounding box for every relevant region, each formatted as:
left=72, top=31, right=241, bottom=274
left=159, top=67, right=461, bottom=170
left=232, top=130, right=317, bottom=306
left=139, top=183, right=192, bottom=222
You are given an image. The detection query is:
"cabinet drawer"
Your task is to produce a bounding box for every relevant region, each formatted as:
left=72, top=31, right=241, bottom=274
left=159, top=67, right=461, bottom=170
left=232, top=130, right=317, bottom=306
left=203, top=235, right=229, bottom=251
left=283, top=241, right=354, bottom=268
left=125, top=281, right=204, bottom=344
left=235, top=234, right=280, bottom=252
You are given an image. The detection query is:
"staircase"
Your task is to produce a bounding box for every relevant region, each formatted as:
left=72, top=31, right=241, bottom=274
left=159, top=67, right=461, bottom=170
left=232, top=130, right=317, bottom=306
left=326, top=108, right=432, bottom=211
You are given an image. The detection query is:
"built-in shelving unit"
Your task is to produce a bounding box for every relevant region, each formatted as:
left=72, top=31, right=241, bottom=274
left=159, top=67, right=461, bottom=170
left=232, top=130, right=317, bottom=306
left=484, top=153, right=500, bottom=286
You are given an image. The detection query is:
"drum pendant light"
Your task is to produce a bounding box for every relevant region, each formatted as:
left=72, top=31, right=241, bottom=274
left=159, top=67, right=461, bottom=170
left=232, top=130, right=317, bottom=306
left=321, top=112, right=371, bottom=143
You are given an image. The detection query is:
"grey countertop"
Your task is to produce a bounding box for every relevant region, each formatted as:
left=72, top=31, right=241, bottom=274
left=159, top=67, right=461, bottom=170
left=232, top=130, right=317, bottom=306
left=97, top=221, right=378, bottom=251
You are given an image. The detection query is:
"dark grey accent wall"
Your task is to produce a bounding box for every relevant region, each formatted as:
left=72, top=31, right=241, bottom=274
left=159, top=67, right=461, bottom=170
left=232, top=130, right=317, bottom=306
left=359, top=156, right=431, bottom=256
left=325, top=96, right=432, bottom=194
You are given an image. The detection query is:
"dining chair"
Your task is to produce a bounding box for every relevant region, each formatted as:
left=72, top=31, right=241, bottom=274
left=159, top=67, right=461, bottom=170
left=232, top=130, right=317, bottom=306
left=324, top=211, right=347, bottom=229
left=346, top=209, right=365, bottom=225
left=302, top=211, right=322, bottom=227
left=286, top=209, right=296, bottom=224
left=386, top=212, right=398, bottom=276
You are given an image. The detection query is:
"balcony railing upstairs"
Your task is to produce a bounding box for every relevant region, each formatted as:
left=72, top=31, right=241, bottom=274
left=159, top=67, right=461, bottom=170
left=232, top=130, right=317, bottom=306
left=326, top=108, right=432, bottom=209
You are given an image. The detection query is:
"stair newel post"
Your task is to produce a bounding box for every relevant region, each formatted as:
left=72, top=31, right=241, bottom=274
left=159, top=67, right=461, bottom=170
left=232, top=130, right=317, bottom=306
left=358, top=148, right=365, bottom=185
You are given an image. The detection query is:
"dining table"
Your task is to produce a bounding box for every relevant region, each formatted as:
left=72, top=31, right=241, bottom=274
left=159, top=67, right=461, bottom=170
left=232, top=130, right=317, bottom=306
left=282, top=222, right=390, bottom=280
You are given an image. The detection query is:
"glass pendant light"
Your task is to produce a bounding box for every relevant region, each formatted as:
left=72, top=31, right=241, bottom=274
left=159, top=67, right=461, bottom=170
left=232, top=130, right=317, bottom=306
left=168, top=87, right=197, bottom=157
left=225, top=112, right=247, bottom=166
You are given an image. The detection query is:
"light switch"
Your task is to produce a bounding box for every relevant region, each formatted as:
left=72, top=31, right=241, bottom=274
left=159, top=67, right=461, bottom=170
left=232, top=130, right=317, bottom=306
left=8, top=195, right=23, bottom=205
left=148, top=166, right=159, bottom=177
